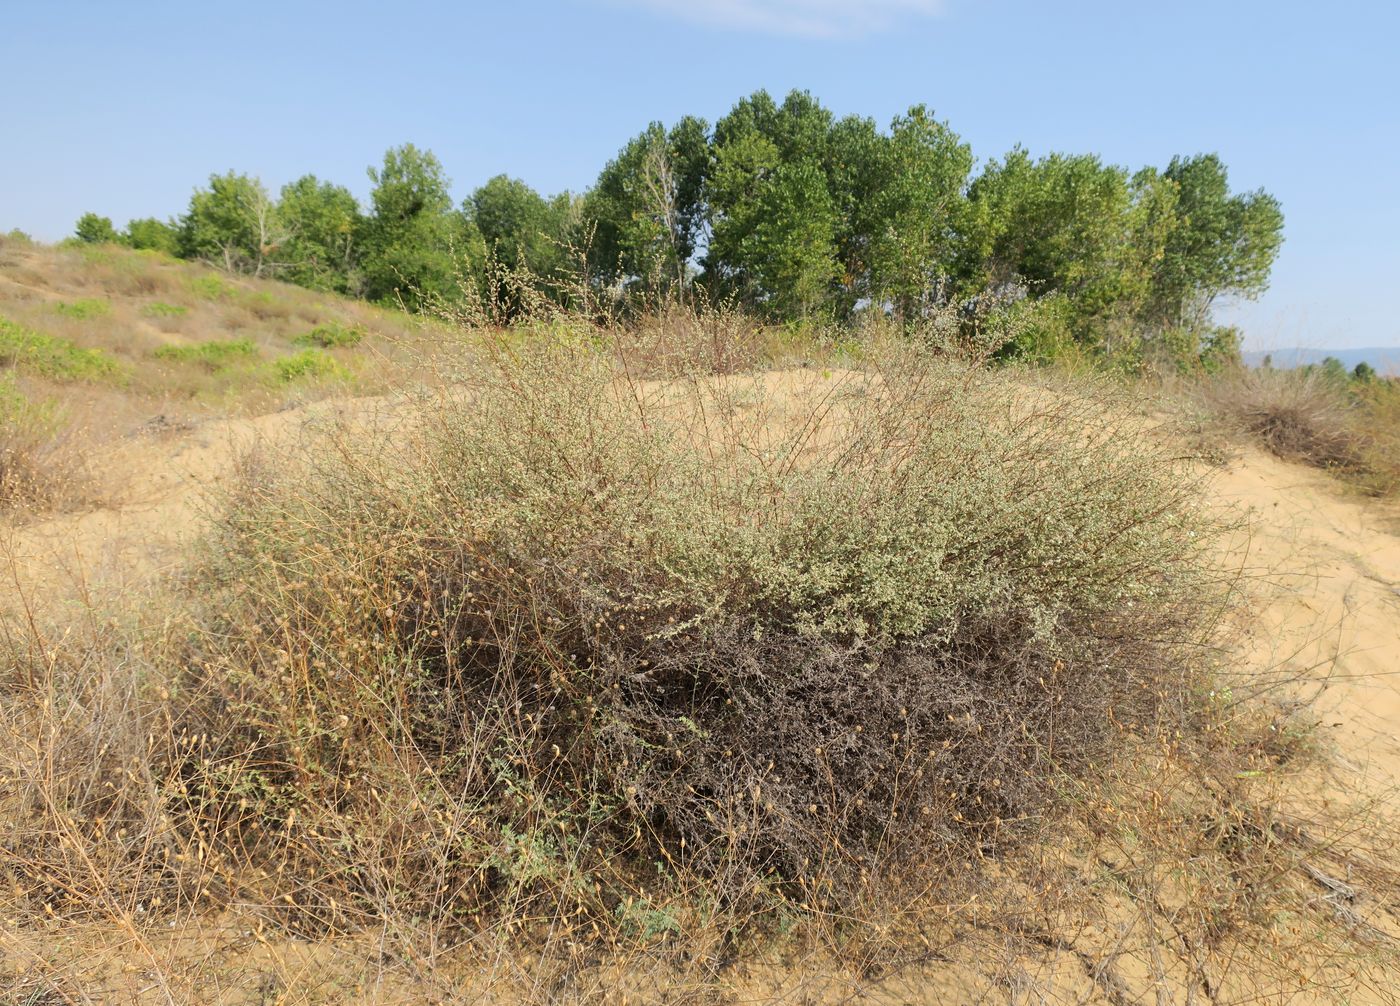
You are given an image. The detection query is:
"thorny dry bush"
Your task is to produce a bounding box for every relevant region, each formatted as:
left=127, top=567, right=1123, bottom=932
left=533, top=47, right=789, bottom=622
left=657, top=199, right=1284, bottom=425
left=3, top=329, right=1400, bottom=1003
left=0, top=373, right=93, bottom=513
left=1187, top=365, right=1400, bottom=497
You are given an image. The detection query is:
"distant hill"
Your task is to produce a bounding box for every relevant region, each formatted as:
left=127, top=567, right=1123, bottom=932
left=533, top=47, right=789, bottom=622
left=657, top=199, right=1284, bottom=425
left=1242, top=347, right=1400, bottom=375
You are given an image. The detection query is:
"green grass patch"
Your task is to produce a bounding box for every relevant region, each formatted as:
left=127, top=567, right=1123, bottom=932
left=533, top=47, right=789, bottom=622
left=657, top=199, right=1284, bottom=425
left=0, top=318, right=117, bottom=381
left=293, top=322, right=364, bottom=349
left=143, top=301, right=190, bottom=319
left=154, top=338, right=258, bottom=371
left=272, top=348, right=347, bottom=383
left=53, top=298, right=110, bottom=320
left=190, top=275, right=235, bottom=301
left=75, top=245, right=116, bottom=266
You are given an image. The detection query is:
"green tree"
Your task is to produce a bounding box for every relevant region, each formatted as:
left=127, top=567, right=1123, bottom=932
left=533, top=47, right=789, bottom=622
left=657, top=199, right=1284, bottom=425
left=361, top=144, right=459, bottom=308
left=466, top=176, right=580, bottom=314
left=862, top=106, right=972, bottom=320
left=468, top=175, right=556, bottom=272
left=123, top=217, right=179, bottom=254
left=823, top=112, right=885, bottom=314
left=705, top=90, right=839, bottom=315
left=586, top=116, right=710, bottom=299
left=1318, top=356, right=1349, bottom=385
left=277, top=175, right=362, bottom=293
left=1148, top=153, right=1284, bottom=328
left=959, top=150, right=1155, bottom=349
left=74, top=212, right=120, bottom=244
left=177, top=172, right=284, bottom=276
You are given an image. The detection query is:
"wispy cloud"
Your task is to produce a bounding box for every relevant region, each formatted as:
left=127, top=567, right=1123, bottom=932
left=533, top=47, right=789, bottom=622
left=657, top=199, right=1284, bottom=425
left=616, top=0, right=945, bottom=39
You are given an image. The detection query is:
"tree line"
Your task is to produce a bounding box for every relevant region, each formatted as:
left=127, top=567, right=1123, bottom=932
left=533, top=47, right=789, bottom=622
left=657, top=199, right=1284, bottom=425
left=73, top=89, right=1283, bottom=367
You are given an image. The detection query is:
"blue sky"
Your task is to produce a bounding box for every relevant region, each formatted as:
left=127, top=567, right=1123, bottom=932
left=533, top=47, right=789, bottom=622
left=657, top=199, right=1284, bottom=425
left=3, top=0, right=1395, bottom=349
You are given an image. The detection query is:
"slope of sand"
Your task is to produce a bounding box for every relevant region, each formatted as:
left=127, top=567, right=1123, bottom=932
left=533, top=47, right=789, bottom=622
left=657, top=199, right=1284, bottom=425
left=3, top=386, right=1399, bottom=1004
left=2, top=394, right=409, bottom=623
left=1215, top=449, right=1400, bottom=789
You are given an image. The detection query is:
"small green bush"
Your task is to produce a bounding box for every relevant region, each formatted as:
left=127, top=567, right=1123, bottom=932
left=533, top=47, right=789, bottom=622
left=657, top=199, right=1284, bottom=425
left=0, top=318, right=117, bottom=381
left=154, top=338, right=258, bottom=371
left=53, top=297, right=110, bottom=320
left=143, top=301, right=190, bottom=318
left=293, top=321, right=364, bottom=348
left=74, top=212, right=121, bottom=245
left=74, top=245, right=116, bottom=265
left=190, top=275, right=235, bottom=300
left=272, top=348, right=345, bottom=382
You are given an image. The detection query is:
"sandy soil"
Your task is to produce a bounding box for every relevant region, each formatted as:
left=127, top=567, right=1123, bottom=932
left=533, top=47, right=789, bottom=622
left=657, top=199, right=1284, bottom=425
left=1213, top=449, right=1400, bottom=790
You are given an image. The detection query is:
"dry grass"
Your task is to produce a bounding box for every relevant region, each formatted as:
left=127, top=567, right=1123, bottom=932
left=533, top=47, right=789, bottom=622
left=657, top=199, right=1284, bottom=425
left=3, top=314, right=1399, bottom=1003
left=0, top=239, right=451, bottom=522
left=0, top=374, right=96, bottom=512
left=0, top=239, right=429, bottom=417
left=1188, top=366, right=1400, bottom=496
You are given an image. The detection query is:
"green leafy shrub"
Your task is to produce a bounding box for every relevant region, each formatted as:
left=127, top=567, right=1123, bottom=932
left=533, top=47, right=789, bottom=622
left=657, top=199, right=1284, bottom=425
left=74, top=212, right=120, bottom=244
left=53, top=297, right=110, bottom=320
left=293, top=321, right=364, bottom=348
left=271, top=348, right=345, bottom=382
left=154, top=338, right=258, bottom=371
left=124, top=217, right=179, bottom=254
left=0, top=318, right=117, bottom=380
left=189, top=275, right=235, bottom=300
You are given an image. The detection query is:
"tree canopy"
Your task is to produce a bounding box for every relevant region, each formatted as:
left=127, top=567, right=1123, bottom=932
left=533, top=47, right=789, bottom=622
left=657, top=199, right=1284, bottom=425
left=74, top=88, right=1284, bottom=368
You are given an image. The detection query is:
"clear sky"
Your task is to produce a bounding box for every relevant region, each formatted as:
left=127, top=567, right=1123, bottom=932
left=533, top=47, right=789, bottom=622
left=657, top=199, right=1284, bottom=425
left=3, top=0, right=1395, bottom=350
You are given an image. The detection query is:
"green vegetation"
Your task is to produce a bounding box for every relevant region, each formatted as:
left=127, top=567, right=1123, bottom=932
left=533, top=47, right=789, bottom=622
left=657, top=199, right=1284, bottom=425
left=0, top=317, right=116, bottom=380
left=359, top=144, right=463, bottom=309
left=74, top=89, right=1282, bottom=373
left=52, top=297, right=110, bottom=320
left=123, top=216, right=179, bottom=254
left=75, top=210, right=179, bottom=254
left=73, top=211, right=121, bottom=245
left=293, top=321, right=363, bottom=348
left=154, top=337, right=258, bottom=370
left=272, top=347, right=345, bottom=382
left=189, top=274, right=235, bottom=300
left=275, top=174, right=361, bottom=293
left=142, top=300, right=189, bottom=318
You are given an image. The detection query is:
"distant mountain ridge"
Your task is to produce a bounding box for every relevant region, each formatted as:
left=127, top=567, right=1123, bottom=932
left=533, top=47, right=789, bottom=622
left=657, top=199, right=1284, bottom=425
left=1242, top=347, right=1400, bottom=375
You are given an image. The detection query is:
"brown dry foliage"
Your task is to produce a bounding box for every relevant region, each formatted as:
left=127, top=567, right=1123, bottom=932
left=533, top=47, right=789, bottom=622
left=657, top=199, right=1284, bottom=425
left=1192, top=365, right=1400, bottom=496
left=3, top=323, right=1400, bottom=1003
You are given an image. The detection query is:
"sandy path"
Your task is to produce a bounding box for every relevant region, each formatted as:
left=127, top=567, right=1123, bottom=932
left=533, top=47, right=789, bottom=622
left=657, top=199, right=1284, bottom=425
left=1214, top=449, right=1400, bottom=789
